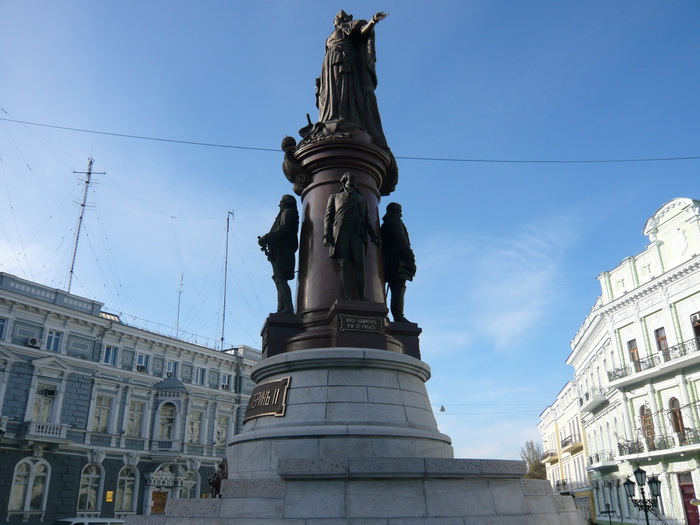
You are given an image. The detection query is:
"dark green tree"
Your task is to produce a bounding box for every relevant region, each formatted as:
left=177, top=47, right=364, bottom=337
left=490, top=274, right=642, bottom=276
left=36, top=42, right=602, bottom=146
left=520, top=439, right=547, bottom=479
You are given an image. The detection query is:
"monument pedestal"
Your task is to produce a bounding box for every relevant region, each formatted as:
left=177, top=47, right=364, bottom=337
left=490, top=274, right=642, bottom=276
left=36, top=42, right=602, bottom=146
left=128, top=349, right=584, bottom=524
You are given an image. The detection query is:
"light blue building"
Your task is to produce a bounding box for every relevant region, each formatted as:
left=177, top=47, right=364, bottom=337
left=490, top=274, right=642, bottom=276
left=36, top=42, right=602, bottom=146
left=0, top=272, right=261, bottom=523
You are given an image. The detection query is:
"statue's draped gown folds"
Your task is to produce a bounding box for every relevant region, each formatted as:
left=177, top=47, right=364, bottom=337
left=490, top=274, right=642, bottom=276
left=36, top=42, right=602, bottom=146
left=317, top=18, right=388, bottom=149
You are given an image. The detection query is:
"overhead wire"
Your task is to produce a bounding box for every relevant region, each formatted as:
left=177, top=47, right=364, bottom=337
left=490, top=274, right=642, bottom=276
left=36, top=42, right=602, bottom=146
left=1, top=116, right=699, bottom=164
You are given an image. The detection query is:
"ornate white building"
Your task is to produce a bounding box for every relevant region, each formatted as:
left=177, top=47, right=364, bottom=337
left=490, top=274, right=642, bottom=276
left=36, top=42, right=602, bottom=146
left=0, top=272, right=261, bottom=524
left=544, top=197, right=700, bottom=525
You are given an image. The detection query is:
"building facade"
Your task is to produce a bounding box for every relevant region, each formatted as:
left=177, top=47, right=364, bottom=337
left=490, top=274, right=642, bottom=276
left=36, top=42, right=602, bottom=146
left=539, top=380, right=595, bottom=522
left=0, top=272, right=261, bottom=524
left=544, top=197, right=700, bottom=524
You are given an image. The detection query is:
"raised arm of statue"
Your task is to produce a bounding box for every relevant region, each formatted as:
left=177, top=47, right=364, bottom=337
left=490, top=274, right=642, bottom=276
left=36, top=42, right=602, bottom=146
left=361, top=12, right=388, bottom=34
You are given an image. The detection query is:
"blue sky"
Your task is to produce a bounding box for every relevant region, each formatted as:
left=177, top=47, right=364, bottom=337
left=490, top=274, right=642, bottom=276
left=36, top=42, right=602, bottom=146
left=1, top=1, right=699, bottom=460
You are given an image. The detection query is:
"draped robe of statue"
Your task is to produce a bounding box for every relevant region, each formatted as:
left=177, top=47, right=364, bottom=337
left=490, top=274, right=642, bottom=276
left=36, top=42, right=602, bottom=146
left=316, top=19, right=388, bottom=149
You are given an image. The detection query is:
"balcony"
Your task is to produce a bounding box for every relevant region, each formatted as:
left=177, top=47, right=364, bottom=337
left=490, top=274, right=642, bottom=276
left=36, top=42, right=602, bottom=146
left=679, top=428, right=700, bottom=447
left=561, top=433, right=583, bottom=454
left=579, top=387, right=607, bottom=413
left=20, top=420, right=69, bottom=442
left=151, top=439, right=181, bottom=452
left=618, top=440, right=644, bottom=456
left=586, top=450, right=617, bottom=471
left=554, top=479, right=589, bottom=493
left=607, top=337, right=700, bottom=387
left=542, top=449, right=559, bottom=464
left=647, top=434, right=674, bottom=452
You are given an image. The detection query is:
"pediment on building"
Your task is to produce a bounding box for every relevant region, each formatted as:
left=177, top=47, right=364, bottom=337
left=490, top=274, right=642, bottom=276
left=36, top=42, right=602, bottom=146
left=643, top=197, right=700, bottom=238
left=0, top=345, right=19, bottom=364
left=31, top=355, right=83, bottom=376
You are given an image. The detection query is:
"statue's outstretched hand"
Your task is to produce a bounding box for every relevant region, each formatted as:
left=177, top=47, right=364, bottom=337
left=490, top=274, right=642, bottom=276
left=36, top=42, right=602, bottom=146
left=373, top=12, right=388, bottom=23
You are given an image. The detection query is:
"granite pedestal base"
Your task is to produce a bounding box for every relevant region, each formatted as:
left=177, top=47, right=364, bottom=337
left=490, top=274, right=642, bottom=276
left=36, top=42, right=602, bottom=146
left=127, top=349, right=583, bottom=524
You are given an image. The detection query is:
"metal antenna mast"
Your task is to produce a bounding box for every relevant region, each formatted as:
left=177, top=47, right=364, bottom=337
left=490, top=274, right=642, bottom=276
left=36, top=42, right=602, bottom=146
left=176, top=274, right=185, bottom=337
left=68, top=157, right=104, bottom=293
left=221, top=211, right=234, bottom=350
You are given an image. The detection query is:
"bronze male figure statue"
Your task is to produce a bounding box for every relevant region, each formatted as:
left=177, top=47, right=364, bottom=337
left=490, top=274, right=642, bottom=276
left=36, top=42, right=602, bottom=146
left=324, top=173, right=381, bottom=300
left=381, top=202, right=416, bottom=322
left=258, top=195, right=299, bottom=313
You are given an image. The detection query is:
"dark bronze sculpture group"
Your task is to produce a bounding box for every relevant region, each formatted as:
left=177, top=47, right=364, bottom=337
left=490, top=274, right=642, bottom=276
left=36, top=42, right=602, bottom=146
left=259, top=189, right=414, bottom=322
left=261, top=12, right=416, bottom=324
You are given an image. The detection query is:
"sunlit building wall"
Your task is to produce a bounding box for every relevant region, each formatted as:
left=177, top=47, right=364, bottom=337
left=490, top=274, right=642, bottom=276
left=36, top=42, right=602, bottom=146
left=564, top=197, right=700, bottom=525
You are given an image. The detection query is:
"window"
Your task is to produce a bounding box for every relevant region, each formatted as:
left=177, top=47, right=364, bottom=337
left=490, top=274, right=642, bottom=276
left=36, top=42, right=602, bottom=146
left=115, top=467, right=137, bottom=512
left=655, top=328, right=670, bottom=361
left=103, top=346, right=119, bottom=366
left=0, top=317, right=6, bottom=339
left=221, top=373, right=232, bottom=390
left=187, top=412, right=202, bottom=444
left=32, top=384, right=56, bottom=422
left=45, top=330, right=63, bottom=352
left=93, top=396, right=112, bottom=433
left=166, top=360, right=178, bottom=379
left=215, top=415, right=229, bottom=446
left=127, top=400, right=145, bottom=437
left=670, top=397, right=685, bottom=435
left=78, top=464, right=102, bottom=511
left=159, top=403, right=176, bottom=440
left=628, top=339, right=640, bottom=372
left=195, top=367, right=206, bottom=386
left=136, top=354, right=149, bottom=372
left=8, top=458, right=50, bottom=514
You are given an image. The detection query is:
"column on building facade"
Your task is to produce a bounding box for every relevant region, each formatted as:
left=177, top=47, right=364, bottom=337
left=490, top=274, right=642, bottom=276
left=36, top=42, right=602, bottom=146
left=620, top=392, right=634, bottom=442
left=648, top=383, right=662, bottom=442
left=639, top=317, right=653, bottom=360
left=649, top=240, right=666, bottom=276
left=598, top=272, right=613, bottom=303
left=54, top=374, right=68, bottom=423
left=670, top=302, right=684, bottom=346
left=111, top=384, right=124, bottom=436
left=677, top=373, right=697, bottom=431
left=0, top=365, right=10, bottom=413
left=658, top=464, right=678, bottom=520
left=143, top=391, right=155, bottom=450
left=636, top=316, right=651, bottom=360
left=122, top=386, right=132, bottom=434
left=200, top=401, right=210, bottom=447
left=23, top=369, right=40, bottom=421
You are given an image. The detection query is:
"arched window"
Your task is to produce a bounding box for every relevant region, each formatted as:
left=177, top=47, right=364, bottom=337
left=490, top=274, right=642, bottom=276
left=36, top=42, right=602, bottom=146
left=182, top=470, right=200, bottom=499
left=670, top=397, right=685, bottom=434
left=78, top=464, right=103, bottom=511
left=115, top=467, right=137, bottom=512
left=159, top=403, right=176, bottom=440
left=8, top=458, right=50, bottom=514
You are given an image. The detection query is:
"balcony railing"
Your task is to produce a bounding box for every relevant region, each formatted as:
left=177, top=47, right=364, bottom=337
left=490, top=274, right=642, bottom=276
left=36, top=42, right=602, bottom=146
left=150, top=440, right=181, bottom=452
left=587, top=450, right=615, bottom=466
left=607, top=337, right=700, bottom=382
left=618, top=440, right=644, bottom=456
left=561, top=433, right=582, bottom=450
left=542, top=449, right=558, bottom=462
left=554, top=479, right=589, bottom=492
left=679, top=427, right=700, bottom=447
left=647, top=434, right=674, bottom=452
left=21, top=420, right=69, bottom=440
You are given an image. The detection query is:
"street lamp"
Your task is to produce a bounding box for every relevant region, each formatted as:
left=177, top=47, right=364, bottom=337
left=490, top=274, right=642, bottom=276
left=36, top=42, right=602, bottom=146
left=623, top=466, right=662, bottom=525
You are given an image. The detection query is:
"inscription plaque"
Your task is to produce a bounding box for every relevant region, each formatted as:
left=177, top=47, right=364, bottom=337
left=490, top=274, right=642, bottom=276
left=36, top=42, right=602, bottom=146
left=244, top=376, right=291, bottom=422
left=339, top=314, right=384, bottom=334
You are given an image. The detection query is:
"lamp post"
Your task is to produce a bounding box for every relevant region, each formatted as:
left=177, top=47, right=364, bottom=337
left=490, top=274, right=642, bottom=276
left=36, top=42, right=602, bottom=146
left=623, top=466, right=662, bottom=525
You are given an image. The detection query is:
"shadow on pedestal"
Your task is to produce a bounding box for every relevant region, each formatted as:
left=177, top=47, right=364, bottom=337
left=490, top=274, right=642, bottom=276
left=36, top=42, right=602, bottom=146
left=261, top=300, right=421, bottom=359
